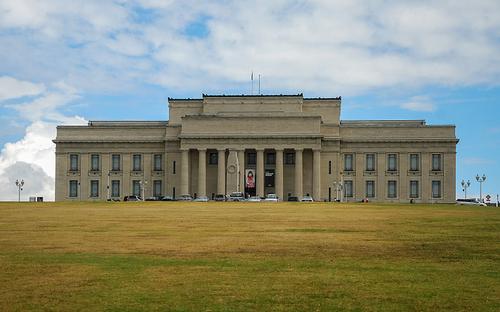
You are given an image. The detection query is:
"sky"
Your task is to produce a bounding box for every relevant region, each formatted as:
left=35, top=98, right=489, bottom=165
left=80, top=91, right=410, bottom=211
left=0, top=0, right=499, bottom=201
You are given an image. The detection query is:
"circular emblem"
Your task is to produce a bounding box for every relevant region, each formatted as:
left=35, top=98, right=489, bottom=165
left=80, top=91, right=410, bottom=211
left=227, top=165, right=236, bottom=174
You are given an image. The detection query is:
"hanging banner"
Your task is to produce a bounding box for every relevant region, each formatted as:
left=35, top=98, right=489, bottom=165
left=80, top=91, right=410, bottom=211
left=245, top=169, right=255, bottom=188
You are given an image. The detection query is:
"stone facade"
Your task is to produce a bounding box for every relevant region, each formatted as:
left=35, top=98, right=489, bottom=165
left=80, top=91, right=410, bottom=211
left=54, top=94, right=458, bottom=203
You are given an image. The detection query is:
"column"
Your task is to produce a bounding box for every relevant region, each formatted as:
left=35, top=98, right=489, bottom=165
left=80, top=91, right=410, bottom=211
left=198, top=149, right=207, bottom=197
left=237, top=150, right=245, bottom=193
left=313, top=149, right=321, bottom=201
left=256, top=149, right=264, bottom=197
left=275, top=149, right=284, bottom=201
left=180, top=149, right=189, bottom=195
left=217, top=149, right=226, bottom=195
left=295, top=149, right=303, bottom=197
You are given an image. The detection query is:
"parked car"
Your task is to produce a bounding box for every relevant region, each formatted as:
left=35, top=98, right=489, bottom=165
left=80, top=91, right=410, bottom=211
left=227, top=192, right=245, bottom=202
left=160, top=196, right=175, bottom=201
left=124, top=195, right=141, bottom=201
left=300, top=196, right=314, bottom=202
left=145, top=196, right=161, bottom=201
left=456, top=198, right=487, bottom=206
left=247, top=196, right=262, bottom=202
left=214, top=194, right=226, bottom=201
left=264, top=194, right=279, bottom=202
left=193, top=196, right=209, bottom=202
left=287, top=196, right=299, bottom=202
left=178, top=194, right=193, bottom=201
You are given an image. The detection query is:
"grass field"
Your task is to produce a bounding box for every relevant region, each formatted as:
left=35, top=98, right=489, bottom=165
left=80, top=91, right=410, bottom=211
left=0, top=202, right=499, bottom=311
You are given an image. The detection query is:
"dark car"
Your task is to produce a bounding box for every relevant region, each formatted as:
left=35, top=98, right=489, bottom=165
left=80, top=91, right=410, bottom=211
left=160, top=195, right=175, bottom=201
left=287, top=196, right=299, bottom=202
left=124, top=195, right=141, bottom=201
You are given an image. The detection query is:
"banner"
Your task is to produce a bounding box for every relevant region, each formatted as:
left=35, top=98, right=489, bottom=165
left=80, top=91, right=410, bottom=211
left=245, top=169, right=255, bottom=188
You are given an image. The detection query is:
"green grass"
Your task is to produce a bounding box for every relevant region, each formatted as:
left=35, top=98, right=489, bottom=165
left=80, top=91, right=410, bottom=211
left=0, top=201, right=499, bottom=311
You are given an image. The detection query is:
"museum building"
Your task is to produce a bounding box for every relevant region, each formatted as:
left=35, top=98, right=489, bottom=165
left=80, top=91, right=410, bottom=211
left=54, top=94, right=458, bottom=202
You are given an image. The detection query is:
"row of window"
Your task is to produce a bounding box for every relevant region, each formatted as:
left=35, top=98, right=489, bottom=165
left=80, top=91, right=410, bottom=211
left=343, top=153, right=443, bottom=172
left=70, top=154, right=163, bottom=172
left=68, top=180, right=163, bottom=198
left=343, top=180, right=442, bottom=199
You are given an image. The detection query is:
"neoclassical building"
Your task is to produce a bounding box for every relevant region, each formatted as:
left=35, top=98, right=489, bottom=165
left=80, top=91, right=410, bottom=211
left=54, top=94, right=458, bottom=202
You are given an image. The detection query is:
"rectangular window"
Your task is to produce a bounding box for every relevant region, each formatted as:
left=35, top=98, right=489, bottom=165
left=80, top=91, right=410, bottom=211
left=90, top=180, right=99, bottom=197
left=154, top=154, right=162, bottom=171
left=247, top=152, right=256, bottom=165
left=410, top=180, right=419, bottom=198
left=132, top=180, right=141, bottom=197
left=153, top=180, right=162, bottom=197
left=432, top=154, right=442, bottom=171
left=209, top=152, right=218, bottom=165
left=133, top=154, right=142, bottom=171
left=266, top=153, right=276, bottom=165
left=344, top=181, right=353, bottom=198
left=69, top=180, right=78, bottom=197
left=70, top=154, right=79, bottom=171
left=91, top=154, right=100, bottom=171
left=410, top=154, right=420, bottom=171
left=284, top=152, right=295, bottom=165
left=388, top=180, right=397, bottom=198
left=432, top=181, right=441, bottom=198
left=111, top=154, right=121, bottom=171
left=328, top=161, right=332, bottom=175
left=366, top=181, right=375, bottom=198
left=366, top=154, right=375, bottom=171
left=344, top=154, right=354, bottom=171
left=111, top=180, right=120, bottom=197
left=173, top=161, right=176, bottom=174
left=387, top=154, right=398, bottom=171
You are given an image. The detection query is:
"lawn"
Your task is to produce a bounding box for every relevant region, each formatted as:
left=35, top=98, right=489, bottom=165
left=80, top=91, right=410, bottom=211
left=0, top=201, right=498, bottom=311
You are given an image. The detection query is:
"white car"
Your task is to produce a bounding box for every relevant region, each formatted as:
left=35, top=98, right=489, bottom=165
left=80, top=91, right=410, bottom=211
left=247, top=196, right=262, bottom=202
left=264, top=194, right=279, bottom=202
left=227, top=192, right=245, bottom=202
left=193, top=196, right=209, bottom=202
left=456, top=198, right=487, bottom=206
left=300, top=196, right=314, bottom=202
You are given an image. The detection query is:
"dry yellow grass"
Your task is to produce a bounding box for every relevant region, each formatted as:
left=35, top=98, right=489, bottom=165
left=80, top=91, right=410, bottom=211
left=0, top=201, right=499, bottom=311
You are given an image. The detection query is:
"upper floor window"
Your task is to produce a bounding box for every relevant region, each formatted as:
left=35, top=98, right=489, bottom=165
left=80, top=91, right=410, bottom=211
left=387, top=154, right=398, bottom=171
left=133, top=154, right=142, bottom=171
left=284, top=152, right=295, bottom=165
left=366, top=154, right=375, bottom=171
left=328, top=161, right=332, bottom=175
left=208, top=152, right=218, bottom=165
left=247, top=152, right=256, bottom=165
left=90, top=154, right=100, bottom=171
left=70, top=154, right=79, bottom=171
left=266, top=153, right=276, bottom=165
left=410, top=154, right=420, bottom=171
left=154, top=154, right=162, bottom=171
left=432, top=154, right=442, bottom=171
left=111, top=154, right=121, bottom=171
left=344, top=154, right=354, bottom=171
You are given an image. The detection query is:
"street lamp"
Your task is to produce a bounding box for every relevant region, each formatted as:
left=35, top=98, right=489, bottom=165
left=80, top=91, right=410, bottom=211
left=475, top=174, right=486, bottom=202
left=15, top=179, right=24, bottom=202
left=461, top=180, right=471, bottom=199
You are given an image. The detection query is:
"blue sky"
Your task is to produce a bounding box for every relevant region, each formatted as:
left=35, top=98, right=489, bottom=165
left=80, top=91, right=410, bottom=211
left=0, top=1, right=499, bottom=201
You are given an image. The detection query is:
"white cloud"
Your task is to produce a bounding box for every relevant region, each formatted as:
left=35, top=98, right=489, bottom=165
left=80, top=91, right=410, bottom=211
left=400, top=96, right=435, bottom=112
left=0, top=76, right=45, bottom=101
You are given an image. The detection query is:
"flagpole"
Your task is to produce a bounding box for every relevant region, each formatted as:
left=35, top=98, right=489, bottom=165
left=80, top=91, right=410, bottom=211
left=251, top=71, right=254, bottom=95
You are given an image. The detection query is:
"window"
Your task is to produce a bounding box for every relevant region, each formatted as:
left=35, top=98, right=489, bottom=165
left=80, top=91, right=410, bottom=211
left=432, top=181, right=441, bottom=198
left=366, top=154, right=375, bottom=171
left=209, top=152, right=218, bottom=165
left=344, top=181, right=353, bottom=198
left=410, top=181, right=419, bottom=198
left=111, top=180, right=120, bottom=197
left=70, top=154, right=79, bottom=171
left=69, top=180, right=78, bottom=197
left=132, top=180, right=141, bottom=197
left=247, top=152, right=256, bottom=165
left=344, top=154, right=354, bottom=171
left=91, top=154, right=100, bottom=171
left=153, top=180, right=162, bottom=197
left=112, top=154, right=121, bottom=171
left=388, top=180, right=397, bottom=198
left=432, top=154, right=442, bottom=171
left=366, top=181, right=375, bottom=198
left=284, top=152, right=295, bottom=165
left=266, top=153, right=276, bottom=165
left=328, top=161, right=332, bottom=175
left=154, top=154, right=162, bottom=171
left=133, top=154, right=142, bottom=171
left=90, top=180, right=99, bottom=197
left=173, top=161, right=176, bottom=174
left=387, top=154, right=398, bottom=171
left=410, top=154, right=420, bottom=171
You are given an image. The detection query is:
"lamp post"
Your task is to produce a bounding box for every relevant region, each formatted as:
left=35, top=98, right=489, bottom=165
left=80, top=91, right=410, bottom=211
left=461, top=180, right=471, bottom=199
left=15, top=179, right=24, bottom=202
left=475, top=174, right=486, bottom=202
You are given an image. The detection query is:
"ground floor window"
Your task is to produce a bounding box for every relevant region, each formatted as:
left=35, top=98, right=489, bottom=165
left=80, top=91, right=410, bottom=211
left=111, top=180, right=120, bottom=197
left=153, top=180, right=162, bottom=197
left=432, top=181, right=442, bottom=198
left=344, top=180, right=353, bottom=198
left=90, top=180, right=99, bottom=198
left=69, top=180, right=78, bottom=197
left=410, top=181, right=419, bottom=198
left=388, top=180, right=397, bottom=198
left=366, top=181, right=375, bottom=198
left=132, top=180, right=141, bottom=197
